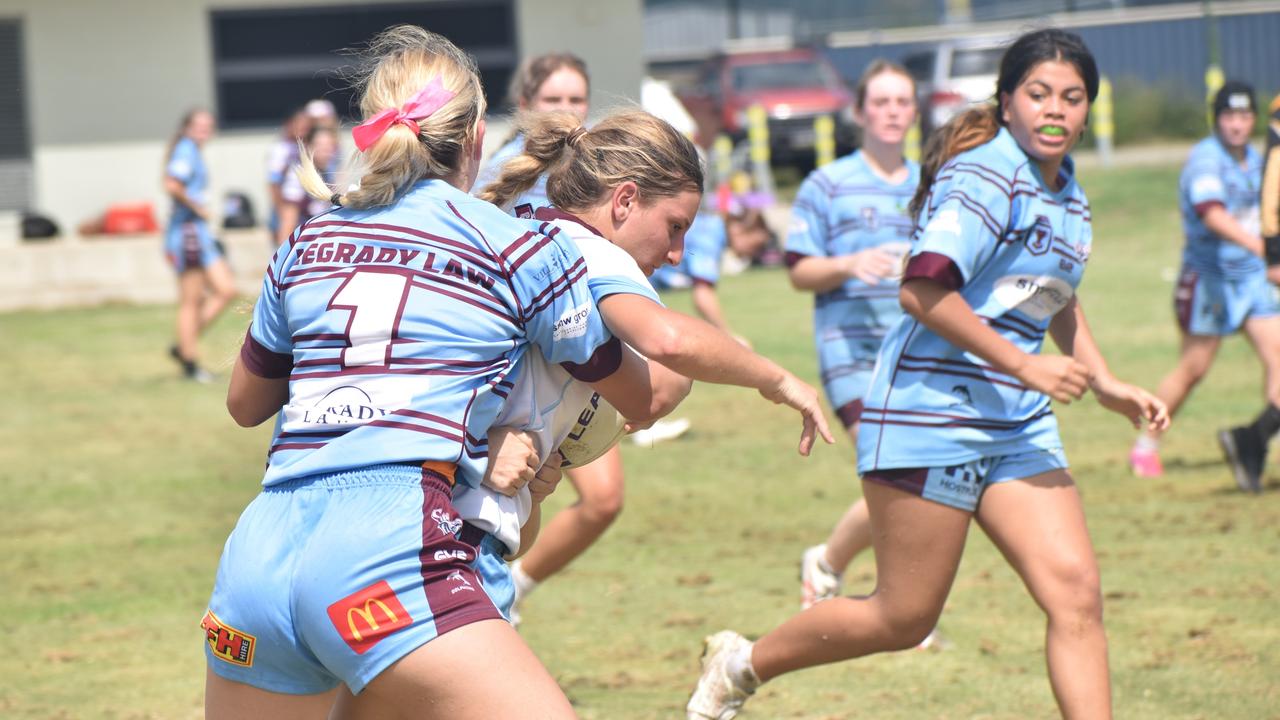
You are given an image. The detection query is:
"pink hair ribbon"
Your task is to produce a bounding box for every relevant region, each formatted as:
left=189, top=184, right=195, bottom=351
left=351, top=76, right=458, bottom=151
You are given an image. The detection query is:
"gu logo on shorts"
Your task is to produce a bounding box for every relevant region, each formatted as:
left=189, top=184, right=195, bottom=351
left=327, top=580, right=413, bottom=655
left=201, top=610, right=256, bottom=667
left=430, top=507, right=463, bottom=537
left=1024, top=215, right=1053, bottom=255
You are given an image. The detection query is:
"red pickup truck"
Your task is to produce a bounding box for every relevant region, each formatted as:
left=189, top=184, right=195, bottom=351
left=677, top=47, right=857, bottom=165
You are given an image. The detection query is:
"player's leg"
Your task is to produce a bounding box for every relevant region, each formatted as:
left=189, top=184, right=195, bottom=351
left=756, top=479, right=969, bottom=679
left=800, top=413, right=868, bottom=609
left=198, top=256, right=238, bottom=334
left=174, top=268, right=207, bottom=378
left=976, top=468, right=1110, bottom=720
left=1220, top=313, right=1280, bottom=491
left=1130, top=332, right=1221, bottom=475
left=509, top=445, right=625, bottom=615
left=329, top=619, right=576, bottom=720
left=205, top=670, right=337, bottom=720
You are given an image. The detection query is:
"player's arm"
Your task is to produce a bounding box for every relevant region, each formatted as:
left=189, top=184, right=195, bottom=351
left=1261, top=135, right=1280, bottom=265
left=227, top=354, right=289, bottom=427
left=573, top=338, right=689, bottom=422
left=1201, top=203, right=1264, bottom=256
left=898, top=273, right=1089, bottom=404
left=1049, top=296, right=1169, bottom=431
left=163, top=175, right=207, bottom=219
left=276, top=203, right=300, bottom=246
left=597, top=293, right=833, bottom=454
left=788, top=251, right=900, bottom=291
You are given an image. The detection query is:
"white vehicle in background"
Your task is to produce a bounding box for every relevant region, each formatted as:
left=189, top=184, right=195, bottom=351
left=903, top=38, right=1006, bottom=138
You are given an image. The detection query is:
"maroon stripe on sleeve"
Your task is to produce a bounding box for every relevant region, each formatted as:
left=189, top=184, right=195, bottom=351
left=1194, top=200, right=1225, bottom=217
left=240, top=327, right=293, bottom=378
left=560, top=336, right=623, bottom=383
left=903, top=252, right=964, bottom=291
left=835, top=399, right=864, bottom=429
left=784, top=251, right=809, bottom=268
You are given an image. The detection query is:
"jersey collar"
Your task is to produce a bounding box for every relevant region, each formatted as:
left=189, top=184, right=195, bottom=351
left=533, top=206, right=605, bottom=238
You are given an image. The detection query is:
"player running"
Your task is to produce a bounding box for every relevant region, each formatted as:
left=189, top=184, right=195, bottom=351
left=163, top=108, right=236, bottom=383
left=687, top=29, right=1168, bottom=720
left=1128, top=81, right=1278, bottom=493
left=783, top=60, right=926, bottom=620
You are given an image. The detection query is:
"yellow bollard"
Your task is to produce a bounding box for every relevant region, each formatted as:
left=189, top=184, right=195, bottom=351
left=905, top=117, right=921, bottom=163
left=712, top=133, right=734, bottom=190
left=1206, top=64, right=1224, bottom=131
left=746, top=103, right=772, bottom=194
left=814, top=114, right=836, bottom=168
left=1094, top=76, right=1115, bottom=166
left=746, top=104, right=770, bottom=167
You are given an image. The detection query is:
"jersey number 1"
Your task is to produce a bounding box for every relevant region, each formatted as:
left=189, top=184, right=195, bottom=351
left=329, top=269, right=410, bottom=368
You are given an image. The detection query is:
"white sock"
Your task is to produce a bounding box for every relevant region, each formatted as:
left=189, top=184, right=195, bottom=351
left=727, top=642, right=761, bottom=691
left=815, top=544, right=838, bottom=575
left=1134, top=434, right=1159, bottom=452
left=510, top=559, right=538, bottom=602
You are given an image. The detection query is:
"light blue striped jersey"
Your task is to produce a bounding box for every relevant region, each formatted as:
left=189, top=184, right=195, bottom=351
left=859, top=128, right=1092, bottom=470
left=650, top=211, right=727, bottom=288
left=1179, top=135, right=1264, bottom=278
left=786, top=151, right=918, bottom=374
left=454, top=209, right=660, bottom=554
left=473, top=134, right=549, bottom=212
left=166, top=137, right=208, bottom=225
left=245, top=179, right=612, bottom=488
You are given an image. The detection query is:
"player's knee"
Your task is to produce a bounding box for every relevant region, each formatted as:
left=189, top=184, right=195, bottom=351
left=580, top=492, right=623, bottom=526
left=875, top=599, right=942, bottom=650
left=1041, top=559, right=1103, bottom=624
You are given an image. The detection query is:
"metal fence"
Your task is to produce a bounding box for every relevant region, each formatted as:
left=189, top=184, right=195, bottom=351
left=647, top=1, right=1280, bottom=99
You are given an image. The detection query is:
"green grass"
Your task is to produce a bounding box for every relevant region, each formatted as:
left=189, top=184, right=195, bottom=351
left=2, top=164, right=1278, bottom=719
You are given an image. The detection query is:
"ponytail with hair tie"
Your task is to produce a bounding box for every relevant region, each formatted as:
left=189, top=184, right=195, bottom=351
left=565, top=126, right=588, bottom=148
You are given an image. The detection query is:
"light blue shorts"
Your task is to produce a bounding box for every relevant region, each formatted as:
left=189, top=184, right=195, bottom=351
left=1175, top=267, right=1280, bottom=336
left=203, top=465, right=510, bottom=695
left=862, top=447, right=1069, bottom=512
left=165, top=219, right=221, bottom=272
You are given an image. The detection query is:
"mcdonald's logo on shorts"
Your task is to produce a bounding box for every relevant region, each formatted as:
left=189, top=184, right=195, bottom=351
left=201, top=610, right=256, bottom=667
left=327, top=580, right=413, bottom=655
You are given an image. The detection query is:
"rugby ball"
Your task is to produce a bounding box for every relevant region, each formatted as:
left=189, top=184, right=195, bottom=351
left=557, top=392, right=627, bottom=468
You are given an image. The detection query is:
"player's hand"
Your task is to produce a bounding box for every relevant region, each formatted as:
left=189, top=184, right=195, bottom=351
left=1012, top=354, right=1091, bottom=404
left=482, top=426, right=539, bottom=497
left=841, top=248, right=901, bottom=285
left=759, top=371, right=836, bottom=456
left=528, top=452, right=565, bottom=504
left=1090, top=375, right=1171, bottom=432
left=1267, top=265, right=1280, bottom=286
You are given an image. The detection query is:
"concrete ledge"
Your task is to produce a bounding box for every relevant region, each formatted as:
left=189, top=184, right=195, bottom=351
left=0, top=229, right=276, bottom=312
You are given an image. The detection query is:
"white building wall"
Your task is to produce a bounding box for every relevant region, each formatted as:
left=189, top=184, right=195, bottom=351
left=0, top=0, right=645, bottom=309
left=0, top=0, right=643, bottom=247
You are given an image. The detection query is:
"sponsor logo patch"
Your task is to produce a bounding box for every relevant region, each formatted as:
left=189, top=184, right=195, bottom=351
left=430, top=507, right=463, bottom=537
left=552, top=302, right=592, bottom=341
left=992, top=274, right=1075, bottom=321
left=923, top=209, right=962, bottom=237
left=201, top=610, right=256, bottom=667
left=327, top=580, right=413, bottom=655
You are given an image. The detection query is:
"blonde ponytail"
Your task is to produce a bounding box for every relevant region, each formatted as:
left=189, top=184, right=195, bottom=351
left=297, top=25, right=486, bottom=210
left=477, top=111, right=580, bottom=208
left=480, top=108, right=703, bottom=214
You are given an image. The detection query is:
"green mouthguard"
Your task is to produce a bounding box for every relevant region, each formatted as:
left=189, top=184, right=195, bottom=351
left=1040, top=126, right=1066, bottom=136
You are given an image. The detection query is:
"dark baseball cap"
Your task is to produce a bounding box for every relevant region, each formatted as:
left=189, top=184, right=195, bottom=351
left=1213, top=81, right=1257, bottom=118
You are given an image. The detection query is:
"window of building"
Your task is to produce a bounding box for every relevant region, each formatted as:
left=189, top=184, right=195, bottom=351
left=211, top=1, right=516, bottom=128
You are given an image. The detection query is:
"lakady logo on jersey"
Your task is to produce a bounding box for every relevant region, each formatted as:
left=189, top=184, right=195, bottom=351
left=201, top=610, right=256, bottom=667
left=327, top=580, right=413, bottom=655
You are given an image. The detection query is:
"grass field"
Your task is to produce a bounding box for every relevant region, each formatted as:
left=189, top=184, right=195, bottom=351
left=2, top=163, right=1278, bottom=719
